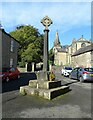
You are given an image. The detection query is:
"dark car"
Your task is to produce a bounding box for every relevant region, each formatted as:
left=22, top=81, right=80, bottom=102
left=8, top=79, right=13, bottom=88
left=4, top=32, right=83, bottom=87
left=69, top=67, right=93, bottom=82
left=0, top=67, right=20, bottom=82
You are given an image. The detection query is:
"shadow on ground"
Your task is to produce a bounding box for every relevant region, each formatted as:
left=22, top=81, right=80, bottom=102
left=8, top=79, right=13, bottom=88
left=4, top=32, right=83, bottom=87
left=2, top=72, right=93, bottom=93
left=63, top=81, right=79, bottom=86
left=62, top=79, right=93, bottom=88
left=2, top=72, right=37, bottom=93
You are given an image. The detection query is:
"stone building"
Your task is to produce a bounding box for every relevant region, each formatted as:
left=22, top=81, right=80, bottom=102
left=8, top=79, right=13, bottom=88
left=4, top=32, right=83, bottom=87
left=1, top=28, right=19, bottom=68
left=53, top=32, right=92, bottom=67
left=71, top=44, right=93, bottom=67
left=53, top=32, right=67, bottom=66
left=67, top=35, right=92, bottom=67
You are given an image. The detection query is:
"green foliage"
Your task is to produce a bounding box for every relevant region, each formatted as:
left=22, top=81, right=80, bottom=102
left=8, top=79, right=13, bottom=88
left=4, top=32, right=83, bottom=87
left=18, top=61, right=25, bottom=68
left=21, top=43, right=42, bottom=63
left=10, top=25, right=44, bottom=66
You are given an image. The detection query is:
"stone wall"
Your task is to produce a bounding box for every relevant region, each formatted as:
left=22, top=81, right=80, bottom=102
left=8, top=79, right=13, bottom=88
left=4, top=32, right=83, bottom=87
left=72, top=51, right=91, bottom=67
left=91, top=51, right=93, bottom=67
left=54, top=52, right=67, bottom=66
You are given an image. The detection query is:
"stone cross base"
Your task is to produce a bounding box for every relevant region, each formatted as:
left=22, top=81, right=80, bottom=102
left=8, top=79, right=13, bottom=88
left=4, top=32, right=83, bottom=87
left=36, top=71, right=48, bottom=81
left=19, top=79, right=70, bottom=100
left=29, top=80, right=61, bottom=89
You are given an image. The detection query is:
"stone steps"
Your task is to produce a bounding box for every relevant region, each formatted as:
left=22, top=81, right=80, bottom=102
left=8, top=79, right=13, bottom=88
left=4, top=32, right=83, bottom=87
left=29, top=80, right=61, bottom=89
left=20, top=72, right=70, bottom=100
left=20, top=85, right=70, bottom=100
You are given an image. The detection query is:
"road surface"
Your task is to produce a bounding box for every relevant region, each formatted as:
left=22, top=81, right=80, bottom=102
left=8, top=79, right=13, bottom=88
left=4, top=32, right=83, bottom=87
left=1, top=72, right=92, bottom=118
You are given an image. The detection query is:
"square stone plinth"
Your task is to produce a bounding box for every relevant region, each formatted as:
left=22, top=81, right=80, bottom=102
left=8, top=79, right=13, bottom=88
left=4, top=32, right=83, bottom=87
left=20, top=85, right=70, bottom=100
left=29, top=80, right=38, bottom=88
left=43, top=86, right=70, bottom=100
left=37, top=71, right=48, bottom=81
left=29, top=80, right=61, bottom=89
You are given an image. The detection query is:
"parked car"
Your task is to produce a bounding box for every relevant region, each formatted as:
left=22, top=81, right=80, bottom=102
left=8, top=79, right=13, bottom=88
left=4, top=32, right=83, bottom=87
left=69, top=67, right=93, bottom=82
left=61, top=67, right=72, bottom=76
left=0, top=67, right=20, bottom=82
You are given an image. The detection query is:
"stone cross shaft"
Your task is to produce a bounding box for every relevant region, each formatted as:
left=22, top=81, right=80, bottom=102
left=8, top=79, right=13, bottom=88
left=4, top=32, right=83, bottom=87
left=43, top=29, right=49, bottom=71
left=41, top=16, right=53, bottom=72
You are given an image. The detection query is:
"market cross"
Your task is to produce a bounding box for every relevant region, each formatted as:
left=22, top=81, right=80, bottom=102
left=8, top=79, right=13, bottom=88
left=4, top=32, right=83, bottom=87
left=41, top=16, right=53, bottom=29
left=19, top=16, right=70, bottom=100
left=41, top=16, right=53, bottom=74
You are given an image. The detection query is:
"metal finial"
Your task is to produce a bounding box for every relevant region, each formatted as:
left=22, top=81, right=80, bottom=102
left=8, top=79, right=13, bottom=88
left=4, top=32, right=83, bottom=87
left=82, top=35, right=83, bottom=38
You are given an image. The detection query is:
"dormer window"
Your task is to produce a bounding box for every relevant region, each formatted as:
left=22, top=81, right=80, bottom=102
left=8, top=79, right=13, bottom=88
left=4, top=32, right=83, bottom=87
left=10, top=40, right=14, bottom=52
left=81, top=43, right=86, bottom=47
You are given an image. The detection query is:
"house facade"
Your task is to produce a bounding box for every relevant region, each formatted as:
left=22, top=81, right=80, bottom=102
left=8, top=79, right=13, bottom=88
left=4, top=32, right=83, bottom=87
left=1, top=28, right=19, bottom=68
left=71, top=44, right=93, bottom=67
left=53, top=32, right=92, bottom=67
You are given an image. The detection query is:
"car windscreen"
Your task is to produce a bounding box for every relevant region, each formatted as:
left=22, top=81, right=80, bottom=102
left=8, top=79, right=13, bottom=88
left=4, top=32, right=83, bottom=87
left=84, top=68, right=93, bottom=72
left=65, top=67, right=72, bottom=70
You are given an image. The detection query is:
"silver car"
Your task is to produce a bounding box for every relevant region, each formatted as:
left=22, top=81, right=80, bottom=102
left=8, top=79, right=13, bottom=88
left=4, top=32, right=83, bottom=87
left=69, top=67, right=93, bottom=82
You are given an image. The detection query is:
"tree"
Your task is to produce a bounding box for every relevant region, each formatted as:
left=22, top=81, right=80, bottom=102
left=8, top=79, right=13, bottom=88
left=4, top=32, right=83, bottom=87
left=21, top=43, right=42, bottom=63
left=10, top=25, right=44, bottom=67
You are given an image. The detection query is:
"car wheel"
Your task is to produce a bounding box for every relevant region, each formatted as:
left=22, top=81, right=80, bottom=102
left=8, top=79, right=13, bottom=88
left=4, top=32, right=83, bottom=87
left=6, top=77, right=10, bottom=82
left=79, top=76, right=83, bottom=82
left=69, top=74, right=72, bottom=79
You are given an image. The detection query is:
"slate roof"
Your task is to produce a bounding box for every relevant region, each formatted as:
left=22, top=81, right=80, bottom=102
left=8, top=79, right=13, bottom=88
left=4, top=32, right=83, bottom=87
left=56, top=48, right=67, bottom=53
left=72, top=44, right=93, bottom=56
left=0, top=28, right=19, bottom=43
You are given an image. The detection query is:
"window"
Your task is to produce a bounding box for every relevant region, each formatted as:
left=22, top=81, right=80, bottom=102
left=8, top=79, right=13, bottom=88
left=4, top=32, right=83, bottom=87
left=10, top=67, right=15, bottom=72
left=76, top=44, right=77, bottom=50
left=10, top=40, right=14, bottom=52
left=79, top=68, right=82, bottom=71
left=10, top=58, right=13, bottom=67
left=84, top=68, right=93, bottom=72
left=73, top=68, right=78, bottom=72
left=81, top=43, right=86, bottom=47
left=65, top=67, right=72, bottom=70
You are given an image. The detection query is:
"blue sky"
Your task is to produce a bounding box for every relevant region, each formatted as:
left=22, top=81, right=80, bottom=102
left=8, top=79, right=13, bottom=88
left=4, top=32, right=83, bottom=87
left=0, top=1, right=92, bottom=49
